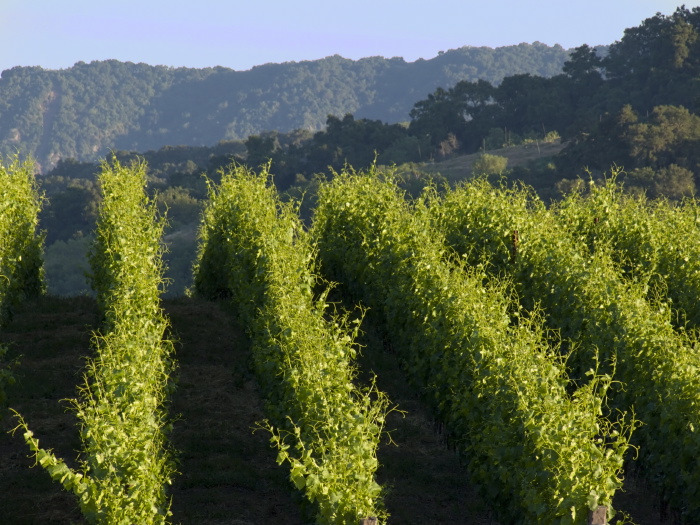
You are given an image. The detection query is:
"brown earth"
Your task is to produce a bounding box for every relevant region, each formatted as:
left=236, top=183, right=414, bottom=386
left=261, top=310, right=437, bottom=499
left=0, top=295, right=674, bottom=524
left=0, top=296, right=498, bottom=524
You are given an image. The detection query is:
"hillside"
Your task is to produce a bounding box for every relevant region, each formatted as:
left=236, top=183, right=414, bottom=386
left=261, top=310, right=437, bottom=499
left=419, top=140, right=567, bottom=182
left=0, top=43, right=571, bottom=171
left=24, top=7, right=700, bottom=300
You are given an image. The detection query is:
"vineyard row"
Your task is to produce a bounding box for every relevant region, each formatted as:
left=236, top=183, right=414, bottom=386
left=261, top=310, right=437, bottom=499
left=3, top=157, right=700, bottom=524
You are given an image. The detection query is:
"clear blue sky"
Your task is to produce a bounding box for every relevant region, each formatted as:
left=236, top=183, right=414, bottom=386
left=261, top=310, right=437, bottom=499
left=0, top=1, right=690, bottom=74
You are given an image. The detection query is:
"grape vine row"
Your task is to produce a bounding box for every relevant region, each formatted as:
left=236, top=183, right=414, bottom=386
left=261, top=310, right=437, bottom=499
left=433, top=178, right=700, bottom=521
left=312, top=168, right=635, bottom=524
left=192, top=164, right=390, bottom=524
left=0, top=155, right=43, bottom=410
left=13, top=157, right=177, bottom=524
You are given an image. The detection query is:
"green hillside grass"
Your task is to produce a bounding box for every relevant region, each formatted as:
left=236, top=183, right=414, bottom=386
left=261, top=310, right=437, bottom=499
left=417, top=140, right=566, bottom=184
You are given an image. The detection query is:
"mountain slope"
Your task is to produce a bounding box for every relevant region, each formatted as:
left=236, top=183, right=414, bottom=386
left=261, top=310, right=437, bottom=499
left=0, top=43, right=570, bottom=171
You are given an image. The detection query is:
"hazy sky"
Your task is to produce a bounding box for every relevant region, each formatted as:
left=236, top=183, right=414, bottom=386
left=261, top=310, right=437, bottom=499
left=0, top=1, right=691, bottom=73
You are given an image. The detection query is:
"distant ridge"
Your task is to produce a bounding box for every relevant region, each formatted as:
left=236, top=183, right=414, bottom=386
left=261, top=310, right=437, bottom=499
left=0, top=43, right=571, bottom=171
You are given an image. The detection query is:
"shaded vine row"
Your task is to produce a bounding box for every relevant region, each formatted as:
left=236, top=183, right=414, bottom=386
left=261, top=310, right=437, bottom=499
left=0, top=155, right=44, bottom=411
left=192, top=164, right=390, bottom=524
left=13, top=157, right=177, bottom=524
left=432, top=178, right=700, bottom=521
left=312, top=168, right=634, bottom=524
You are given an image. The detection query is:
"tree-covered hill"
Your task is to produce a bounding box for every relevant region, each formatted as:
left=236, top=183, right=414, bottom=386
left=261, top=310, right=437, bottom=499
left=13, top=4, right=700, bottom=306
left=401, top=6, right=700, bottom=199
left=0, top=43, right=570, bottom=171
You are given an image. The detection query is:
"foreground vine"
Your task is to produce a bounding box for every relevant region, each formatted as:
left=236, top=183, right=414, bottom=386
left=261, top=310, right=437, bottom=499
left=192, top=163, right=390, bottom=524
left=312, top=167, right=635, bottom=524
left=13, top=157, right=176, bottom=524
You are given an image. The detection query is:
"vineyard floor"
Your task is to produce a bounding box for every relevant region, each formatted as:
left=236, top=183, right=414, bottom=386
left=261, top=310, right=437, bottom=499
left=0, top=295, right=673, bottom=524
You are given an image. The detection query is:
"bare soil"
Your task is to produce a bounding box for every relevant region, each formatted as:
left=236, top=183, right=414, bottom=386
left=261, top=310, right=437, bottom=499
left=0, top=295, right=675, bottom=524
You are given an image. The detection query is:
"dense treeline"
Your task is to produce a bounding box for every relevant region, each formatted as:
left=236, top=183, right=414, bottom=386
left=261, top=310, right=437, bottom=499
left=0, top=44, right=569, bottom=171
left=410, top=6, right=700, bottom=194
left=239, top=5, right=700, bottom=198
left=31, top=5, right=700, bottom=298
left=238, top=6, right=700, bottom=194
left=5, top=7, right=700, bottom=188
left=558, top=104, right=700, bottom=198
